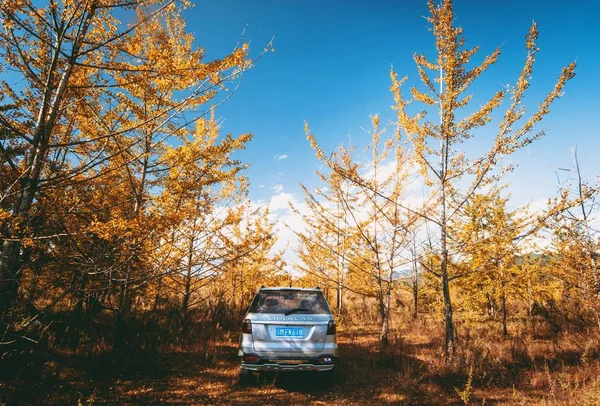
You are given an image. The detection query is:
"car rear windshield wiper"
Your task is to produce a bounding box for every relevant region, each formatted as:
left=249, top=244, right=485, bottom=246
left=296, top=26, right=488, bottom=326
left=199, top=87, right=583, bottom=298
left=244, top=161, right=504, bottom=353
left=284, top=307, right=310, bottom=316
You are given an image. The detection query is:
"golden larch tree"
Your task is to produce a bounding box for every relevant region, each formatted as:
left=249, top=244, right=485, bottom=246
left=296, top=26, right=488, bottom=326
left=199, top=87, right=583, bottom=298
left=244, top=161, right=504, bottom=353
left=390, top=0, right=575, bottom=357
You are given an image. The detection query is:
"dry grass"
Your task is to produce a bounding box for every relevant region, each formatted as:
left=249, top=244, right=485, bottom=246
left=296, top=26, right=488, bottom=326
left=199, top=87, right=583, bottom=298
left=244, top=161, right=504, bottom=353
left=3, top=316, right=600, bottom=405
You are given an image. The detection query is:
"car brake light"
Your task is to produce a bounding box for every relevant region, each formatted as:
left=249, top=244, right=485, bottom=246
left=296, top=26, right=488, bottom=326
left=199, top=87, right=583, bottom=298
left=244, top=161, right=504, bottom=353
left=243, top=354, right=260, bottom=363
left=242, top=318, right=252, bottom=334
left=326, top=320, right=336, bottom=335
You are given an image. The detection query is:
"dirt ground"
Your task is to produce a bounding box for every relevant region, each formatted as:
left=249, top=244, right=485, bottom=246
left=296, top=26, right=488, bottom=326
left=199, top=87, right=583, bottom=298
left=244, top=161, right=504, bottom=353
left=0, top=324, right=580, bottom=405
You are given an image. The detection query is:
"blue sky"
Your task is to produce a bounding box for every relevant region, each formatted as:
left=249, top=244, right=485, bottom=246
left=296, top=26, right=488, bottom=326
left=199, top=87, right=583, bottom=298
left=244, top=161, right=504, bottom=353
left=187, top=0, right=600, bottom=207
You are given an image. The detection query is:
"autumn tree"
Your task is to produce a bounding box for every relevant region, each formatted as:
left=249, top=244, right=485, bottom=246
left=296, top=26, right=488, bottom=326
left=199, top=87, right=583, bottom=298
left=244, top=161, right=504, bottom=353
left=386, top=0, right=576, bottom=357
left=220, top=204, right=285, bottom=312
left=402, top=230, right=423, bottom=320
left=554, top=147, right=599, bottom=295
left=302, top=115, right=417, bottom=344
left=0, top=0, right=263, bottom=323
left=452, top=189, right=526, bottom=337
left=296, top=231, right=347, bottom=310
left=294, top=170, right=354, bottom=313
left=137, top=113, right=254, bottom=333
left=164, top=201, right=282, bottom=334
left=542, top=149, right=600, bottom=328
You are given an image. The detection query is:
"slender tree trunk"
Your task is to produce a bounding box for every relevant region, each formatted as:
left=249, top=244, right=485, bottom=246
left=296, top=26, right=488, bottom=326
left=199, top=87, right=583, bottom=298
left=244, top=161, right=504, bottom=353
left=153, top=276, right=163, bottom=311
left=440, top=181, right=454, bottom=358
left=379, top=297, right=388, bottom=345
left=74, top=273, right=88, bottom=315
left=439, top=65, right=454, bottom=359
left=376, top=266, right=389, bottom=345
left=239, top=265, right=244, bottom=312
left=411, top=238, right=419, bottom=320
left=501, top=294, right=508, bottom=338
left=487, top=294, right=496, bottom=319
left=0, top=241, right=23, bottom=314
left=114, top=262, right=132, bottom=353
left=336, top=275, right=343, bottom=313
left=378, top=291, right=385, bottom=324
left=336, top=209, right=345, bottom=313
left=380, top=279, right=392, bottom=345
left=500, top=262, right=508, bottom=338
left=413, top=286, right=419, bottom=320
left=231, top=271, right=237, bottom=309
left=181, top=233, right=195, bottom=334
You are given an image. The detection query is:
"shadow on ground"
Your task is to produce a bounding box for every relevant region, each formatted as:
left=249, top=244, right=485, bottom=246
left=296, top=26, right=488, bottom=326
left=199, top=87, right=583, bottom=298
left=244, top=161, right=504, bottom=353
left=1, top=327, right=525, bottom=405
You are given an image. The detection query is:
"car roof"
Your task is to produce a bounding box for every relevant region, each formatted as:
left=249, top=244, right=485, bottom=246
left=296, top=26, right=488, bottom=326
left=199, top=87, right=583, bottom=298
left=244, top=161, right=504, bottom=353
left=259, top=287, right=322, bottom=292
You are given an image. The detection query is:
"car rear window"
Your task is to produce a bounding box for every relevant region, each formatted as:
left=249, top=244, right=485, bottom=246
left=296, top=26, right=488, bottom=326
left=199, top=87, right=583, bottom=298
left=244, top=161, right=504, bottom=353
left=248, top=291, right=331, bottom=314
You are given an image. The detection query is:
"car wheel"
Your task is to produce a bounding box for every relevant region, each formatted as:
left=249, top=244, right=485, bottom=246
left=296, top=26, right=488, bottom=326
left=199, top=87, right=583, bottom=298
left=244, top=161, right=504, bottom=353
left=321, top=368, right=335, bottom=387
left=238, top=366, right=253, bottom=386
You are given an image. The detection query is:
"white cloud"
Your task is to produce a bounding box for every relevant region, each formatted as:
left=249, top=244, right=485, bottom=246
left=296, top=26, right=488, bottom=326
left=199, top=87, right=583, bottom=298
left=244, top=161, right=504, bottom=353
left=254, top=158, right=430, bottom=277
left=269, top=191, right=295, bottom=211
left=250, top=191, right=310, bottom=275
left=254, top=165, right=428, bottom=278
left=274, top=154, right=288, bottom=161
left=241, top=191, right=307, bottom=269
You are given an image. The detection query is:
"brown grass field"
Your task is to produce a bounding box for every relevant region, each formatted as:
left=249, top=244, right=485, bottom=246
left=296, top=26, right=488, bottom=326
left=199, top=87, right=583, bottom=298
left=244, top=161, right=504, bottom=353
left=3, top=317, right=600, bottom=405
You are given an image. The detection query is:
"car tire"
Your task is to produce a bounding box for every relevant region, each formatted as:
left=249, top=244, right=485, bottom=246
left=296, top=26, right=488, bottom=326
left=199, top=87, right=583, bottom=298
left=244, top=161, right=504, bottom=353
left=238, top=367, right=253, bottom=386
left=321, top=368, right=335, bottom=387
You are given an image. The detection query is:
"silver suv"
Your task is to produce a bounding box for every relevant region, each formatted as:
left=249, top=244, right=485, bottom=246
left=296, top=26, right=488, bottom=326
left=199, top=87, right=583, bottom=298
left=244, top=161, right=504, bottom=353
left=238, top=287, right=337, bottom=385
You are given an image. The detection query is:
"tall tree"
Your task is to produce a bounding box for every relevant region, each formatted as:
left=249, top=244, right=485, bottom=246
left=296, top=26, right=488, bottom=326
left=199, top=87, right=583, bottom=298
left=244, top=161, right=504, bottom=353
left=0, top=0, right=258, bottom=318
left=452, top=190, right=525, bottom=337
left=555, top=147, right=599, bottom=295
left=388, top=0, right=575, bottom=357
left=303, top=115, right=417, bottom=344
left=294, top=172, right=353, bottom=313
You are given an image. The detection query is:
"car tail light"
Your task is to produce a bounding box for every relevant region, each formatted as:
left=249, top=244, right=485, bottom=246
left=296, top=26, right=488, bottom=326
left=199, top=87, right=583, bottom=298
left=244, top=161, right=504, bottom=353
left=242, top=318, right=252, bottom=334
left=242, top=354, right=260, bottom=363
left=326, top=320, right=336, bottom=335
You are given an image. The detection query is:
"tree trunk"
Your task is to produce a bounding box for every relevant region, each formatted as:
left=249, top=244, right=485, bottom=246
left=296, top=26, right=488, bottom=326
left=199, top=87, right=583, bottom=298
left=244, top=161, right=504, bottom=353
left=413, top=285, right=418, bottom=320
left=336, top=211, right=344, bottom=313
left=74, top=272, right=88, bottom=315
left=181, top=278, right=191, bottom=335
left=501, top=293, right=508, bottom=338
left=440, top=201, right=454, bottom=358
left=441, top=253, right=454, bottom=358
left=439, top=64, right=454, bottom=360
left=153, top=276, right=163, bottom=311
left=487, top=294, right=496, bottom=319
left=181, top=235, right=195, bottom=335
left=501, top=262, right=508, bottom=338
left=380, top=279, right=392, bottom=345
left=0, top=241, right=24, bottom=315
left=336, top=276, right=343, bottom=313
left=411, top=239, right=419, bottom=320
left=113, top=263, right=132, bottom=353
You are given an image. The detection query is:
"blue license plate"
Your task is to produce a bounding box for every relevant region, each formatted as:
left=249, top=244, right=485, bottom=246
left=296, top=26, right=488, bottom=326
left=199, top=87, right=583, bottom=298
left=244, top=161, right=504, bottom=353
left=276, top=327, right=303, bottom=337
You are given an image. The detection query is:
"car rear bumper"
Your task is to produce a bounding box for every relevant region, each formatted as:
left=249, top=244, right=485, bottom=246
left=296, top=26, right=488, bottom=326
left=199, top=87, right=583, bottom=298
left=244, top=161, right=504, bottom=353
left=241, top=362, right=335, bottom=372
left=240, top=355, right=336, bottom=372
